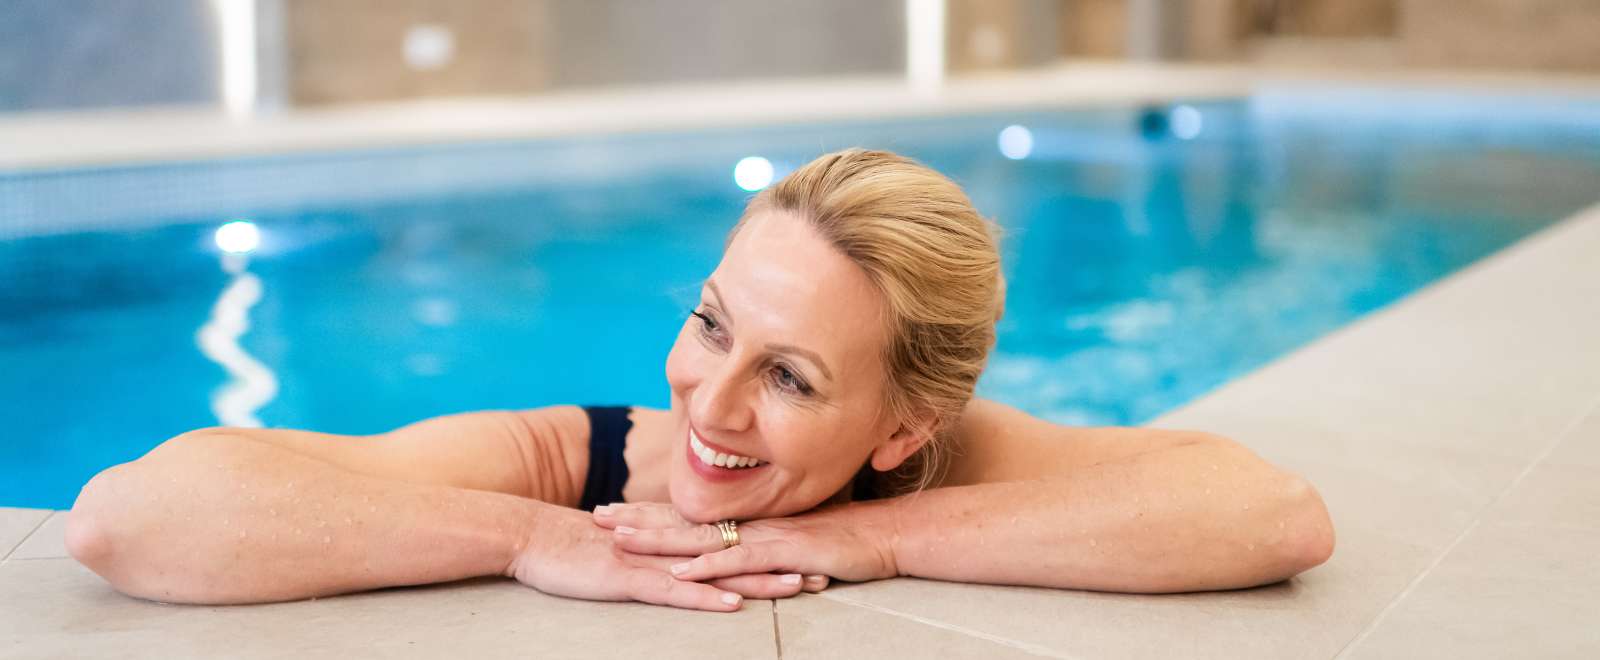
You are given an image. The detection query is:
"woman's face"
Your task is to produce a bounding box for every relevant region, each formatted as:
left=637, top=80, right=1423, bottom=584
left=664, top=210, right=918, bottom=523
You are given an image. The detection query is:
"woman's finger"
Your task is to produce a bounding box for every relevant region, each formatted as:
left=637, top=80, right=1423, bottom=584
left=622, top=552, right=817, bottom=600
left=612, top=523, right=724, bottom=555
left=622, top=567, right=743, bottom=612
left=593, top=502, right=690, bottom=530
left=670, top=542, right=800, bottom=582
left=802, top=574, right=830, bottom=593
left=707, top=573, right=807, bottom=600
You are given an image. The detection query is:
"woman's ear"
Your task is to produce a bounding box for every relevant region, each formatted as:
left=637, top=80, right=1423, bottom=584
left=869, top=414, right=937, bottom=472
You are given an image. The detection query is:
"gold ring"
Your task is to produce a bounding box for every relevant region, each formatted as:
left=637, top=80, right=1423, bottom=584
left=715, top=520, right=740, bottom=549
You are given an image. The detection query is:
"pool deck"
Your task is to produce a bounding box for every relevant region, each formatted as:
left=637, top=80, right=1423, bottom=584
left=5, top=205, right=1598, bottom=658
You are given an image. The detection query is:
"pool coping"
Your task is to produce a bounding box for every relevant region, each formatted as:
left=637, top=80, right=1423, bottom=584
left=3, top=197, right=1597, bottom=656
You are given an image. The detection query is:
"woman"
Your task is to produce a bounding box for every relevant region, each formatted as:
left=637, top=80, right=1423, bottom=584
left=65, top=149, right=1334, bottom=612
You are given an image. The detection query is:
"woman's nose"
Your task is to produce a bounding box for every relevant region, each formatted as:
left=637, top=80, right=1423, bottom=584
left=691, top=361, right=754, bottom=433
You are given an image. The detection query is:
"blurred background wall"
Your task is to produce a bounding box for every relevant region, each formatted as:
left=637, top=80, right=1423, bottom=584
left=2, top=0, right=1598, bottom=114
left=0, top=0, right=220, bottom=112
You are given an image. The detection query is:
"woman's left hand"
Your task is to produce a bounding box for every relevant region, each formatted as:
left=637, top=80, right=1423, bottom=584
left=593, top=502, right=900, bottom=587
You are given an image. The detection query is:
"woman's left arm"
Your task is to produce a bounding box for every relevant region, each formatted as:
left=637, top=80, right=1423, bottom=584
left=603, top=399, right=1335, bottom=593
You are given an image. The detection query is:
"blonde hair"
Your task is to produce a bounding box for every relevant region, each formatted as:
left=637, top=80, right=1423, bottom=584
left=729, top=148, right=1005, bottom=497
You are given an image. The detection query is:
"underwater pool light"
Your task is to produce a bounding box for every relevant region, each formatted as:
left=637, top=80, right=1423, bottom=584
left=998, top=124, right=1033, bottom=160
left=1170, top=105, right=1203, bottom=140
left=215, top=220, right=260, bottom=254
left=734, top=156, right=774, bottom=192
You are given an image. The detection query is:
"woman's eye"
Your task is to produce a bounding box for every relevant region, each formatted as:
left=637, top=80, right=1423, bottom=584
left=772, top=366, right=811, bottom=395
left=691, top=311, right=728, bottom=346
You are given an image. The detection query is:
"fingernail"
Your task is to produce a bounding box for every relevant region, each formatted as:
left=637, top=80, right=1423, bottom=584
left=804, top=575, right=827, bottom=586
left=780, top=573, right=802, bottom=585
left=720, top=593, right=741, bottom=606
left=614, top=525, right=637, bottom=535
left=594, top=505, right=612, bottom=516
left=670, top=562, right=689, bottom=575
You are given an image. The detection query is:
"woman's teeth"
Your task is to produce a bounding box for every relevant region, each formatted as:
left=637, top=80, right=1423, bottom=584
left=690, top=430, right=764, bottom=469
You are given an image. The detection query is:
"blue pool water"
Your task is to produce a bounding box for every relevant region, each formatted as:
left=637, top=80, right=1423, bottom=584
left=3, top=92, right=1598, bottom=509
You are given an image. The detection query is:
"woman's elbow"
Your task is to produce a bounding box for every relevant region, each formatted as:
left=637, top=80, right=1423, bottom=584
left=65, top=467, right=131, bottom=578
left=1276, top=476, right=1336, bottom=576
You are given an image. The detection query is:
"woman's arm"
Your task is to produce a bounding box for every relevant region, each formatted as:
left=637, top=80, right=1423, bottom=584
left=66, top=429, right=551, bottom=604
left=65, top=405, right=589, bottom=603
left=861, top=439, right=1331, bottom=592
left=873, top=398, right=1335, bottom=592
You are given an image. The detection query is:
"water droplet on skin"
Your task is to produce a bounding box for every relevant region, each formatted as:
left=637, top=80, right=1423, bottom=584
left=1088, top=539, right=1098, bottom=547
left=316, top=519, right=326, bottom=528
left=249, top=495, right=257, bottom=502
left=362, top=495, right=370, bottom=503
left=269, top=509, right=277, bottom=517
left=369, top=506, right=377, bottom=513
left=1243, top=505, right=1252, bottom=511
left=1247, top=544, right=1257, bottom=551
left=1204, top=488, right=1213, bottom=495
left=271, top=533, right=278, bottom=541
left=344, top=517, right=353, bottom=525
left=1211, top=464, right=1219, bottom=471
left=286, top=482, right=295, bottom=489
left=222, top=519, right=230, bottom=527
left=323, top=536, right=332, bottom=544
left=239, top=531, right=247, bottom=539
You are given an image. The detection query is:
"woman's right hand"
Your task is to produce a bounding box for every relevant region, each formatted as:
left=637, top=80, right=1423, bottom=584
left=505, top=505, right=807, bottom=612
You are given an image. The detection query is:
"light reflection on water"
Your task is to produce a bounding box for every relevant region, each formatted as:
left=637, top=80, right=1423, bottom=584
left=195, top=254, right=278, bottom=428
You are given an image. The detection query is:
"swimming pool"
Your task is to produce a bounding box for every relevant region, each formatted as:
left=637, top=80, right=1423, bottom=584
left=3, top=92, right=1598, bottom=509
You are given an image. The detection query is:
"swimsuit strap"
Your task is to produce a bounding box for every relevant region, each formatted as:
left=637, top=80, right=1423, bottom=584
left=578, top=406, right=634, bottom=512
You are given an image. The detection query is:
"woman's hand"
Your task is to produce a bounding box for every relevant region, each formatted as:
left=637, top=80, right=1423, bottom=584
left=593, top=502, right=898, bottom=587
left=505, top=505, right=813, bottom=612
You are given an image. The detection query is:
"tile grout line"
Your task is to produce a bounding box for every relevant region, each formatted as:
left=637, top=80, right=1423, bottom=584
left=1331, top=390, right=1600, bottom=659
left=771, top=599, right=783, bottom=660
left=817, top=591, right=1080, bottom=660
left=2, top=512, right=55, bottom=561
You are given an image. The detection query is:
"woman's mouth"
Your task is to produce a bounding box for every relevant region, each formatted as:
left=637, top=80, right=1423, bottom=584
left=686, top=427, right=769, bottom=482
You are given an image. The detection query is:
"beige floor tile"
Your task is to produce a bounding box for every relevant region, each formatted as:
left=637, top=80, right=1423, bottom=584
left=809, top=524, right=1418, bottom=660
left=10, top=511, right=69, bottom=560
left=0, top=559, right=775, bottom=659
left=0, top=508, right=52, bottom=560
left=1342, top=406, right=1600, bottom=659
left=1342, top=523, right=1600, bottom=660
left=777, top=594, right=1051, bottom=659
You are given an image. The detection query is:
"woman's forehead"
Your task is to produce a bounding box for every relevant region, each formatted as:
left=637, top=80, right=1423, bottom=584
left=709, top=212, right=886, bottom=366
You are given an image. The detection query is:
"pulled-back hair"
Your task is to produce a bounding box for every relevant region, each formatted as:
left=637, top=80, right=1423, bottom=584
left=728, top=148, right=1005, bottom=497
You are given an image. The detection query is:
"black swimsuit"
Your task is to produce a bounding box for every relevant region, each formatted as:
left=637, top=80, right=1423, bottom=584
left=578, top=406, right=633, bottom=512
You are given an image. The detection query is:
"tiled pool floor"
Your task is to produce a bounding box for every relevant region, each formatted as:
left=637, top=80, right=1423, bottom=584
left=4, top=202, right=1596, bottom=658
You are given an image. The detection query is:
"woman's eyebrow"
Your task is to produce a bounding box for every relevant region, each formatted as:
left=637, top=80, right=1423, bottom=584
left=706, top=279, right=835, bottom=383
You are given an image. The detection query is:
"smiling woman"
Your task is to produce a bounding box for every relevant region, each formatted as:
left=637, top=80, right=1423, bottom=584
left=64, top=149, right=1334, bottom=612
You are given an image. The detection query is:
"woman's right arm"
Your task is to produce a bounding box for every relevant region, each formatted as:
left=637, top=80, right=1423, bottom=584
left=63, top=411, right=576, bottom=605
